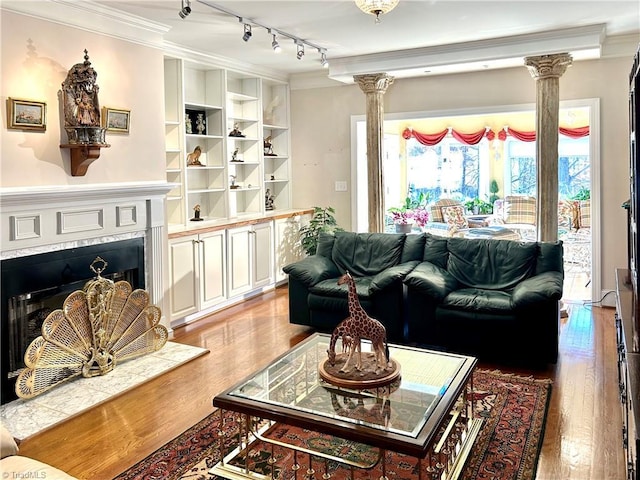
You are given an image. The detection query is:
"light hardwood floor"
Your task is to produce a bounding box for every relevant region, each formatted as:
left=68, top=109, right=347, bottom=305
left=16, top=286, right=626, bottom=480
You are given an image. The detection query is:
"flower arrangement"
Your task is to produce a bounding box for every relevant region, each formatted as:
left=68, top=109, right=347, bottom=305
left=387, top=194, right=430, bottom=227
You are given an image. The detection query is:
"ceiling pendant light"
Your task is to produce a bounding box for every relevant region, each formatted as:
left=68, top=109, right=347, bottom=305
left=355, top=0, right=399, bottom=23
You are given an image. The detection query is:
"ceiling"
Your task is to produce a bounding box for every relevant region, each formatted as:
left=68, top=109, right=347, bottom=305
left=3, top=0, right=638, bottom=83
left=84, top=0, right=639, bottom=82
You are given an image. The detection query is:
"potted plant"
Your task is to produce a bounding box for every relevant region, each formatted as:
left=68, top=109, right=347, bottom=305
left=299, top=206, right=344, bottom=256
left=464, top=198, right=493, bottom=215
left=489, top=179, right=500, bottom=204
left=387, top=194, right=430, bottom=233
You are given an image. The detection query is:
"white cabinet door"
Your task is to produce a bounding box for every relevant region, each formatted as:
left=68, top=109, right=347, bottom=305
left=227, top=225, right=252, bottom=297
left=252, top=221, right=274, bottom=288
left=168, top=235, right=199, bottom=321
left=199, top=230, right=226, bottom=309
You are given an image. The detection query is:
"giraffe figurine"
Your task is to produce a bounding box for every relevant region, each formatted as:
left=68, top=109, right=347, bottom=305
left=334, top=271, right=389, bottom=373
left=327, top=319, right=360, bottom=370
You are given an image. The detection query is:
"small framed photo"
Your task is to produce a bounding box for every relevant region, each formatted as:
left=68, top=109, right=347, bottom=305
left=102, top=107, right=130, bottom=133
left=7, top=98, right=46, bottom=131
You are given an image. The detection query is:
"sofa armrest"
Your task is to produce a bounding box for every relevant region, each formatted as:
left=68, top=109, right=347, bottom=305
left=283, top=256, right=340, bottom=287
left=370, top=261, right=420, bottom=292
left=511, top=271, right=563, bottom=308
left=403, top=262, right=459, bottom=301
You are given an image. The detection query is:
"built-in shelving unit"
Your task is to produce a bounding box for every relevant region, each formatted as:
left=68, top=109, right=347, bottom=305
left=164, top=56, right=292, bottom=231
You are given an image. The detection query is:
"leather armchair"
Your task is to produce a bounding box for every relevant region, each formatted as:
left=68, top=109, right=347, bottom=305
left=283, top=231, right=424, bottom=342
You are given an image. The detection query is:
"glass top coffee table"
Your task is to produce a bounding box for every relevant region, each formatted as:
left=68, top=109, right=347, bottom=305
left=211, top=333, right=482, bottom=480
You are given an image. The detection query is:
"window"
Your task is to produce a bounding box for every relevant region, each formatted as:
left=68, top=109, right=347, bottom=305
left=504, top=136, right=590, bottom=198
left=386, top=136, right=489, bottom=210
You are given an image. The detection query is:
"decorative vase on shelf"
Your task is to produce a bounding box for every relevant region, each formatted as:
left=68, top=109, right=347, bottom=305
left=196, top=114, right=206, bottom=135
left=395, top=223, right=413, bottom=234
left=185, top=114, right=192, bottom=134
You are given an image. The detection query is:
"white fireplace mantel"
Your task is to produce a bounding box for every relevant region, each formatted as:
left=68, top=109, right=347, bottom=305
left=0, top=181, right=174, bottom=331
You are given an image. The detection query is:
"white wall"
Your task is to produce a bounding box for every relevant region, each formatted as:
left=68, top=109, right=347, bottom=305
left=291, top=56, right=632, bottom=294
left=0, top=11, right=165, bottom=186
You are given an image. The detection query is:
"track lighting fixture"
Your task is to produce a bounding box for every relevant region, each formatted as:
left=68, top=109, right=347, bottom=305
left=178, top=0, right=191, bottom=18
left=269, top=29, right=281, bottom=53
left=242, top=23, right=252, bottom=42
left=320, top=50, right=329, bottom=68
left=196, top=1, right=328, bottom=69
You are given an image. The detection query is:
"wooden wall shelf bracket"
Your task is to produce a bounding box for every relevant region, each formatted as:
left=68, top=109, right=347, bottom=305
left=60, top=144, right=110, bottom=176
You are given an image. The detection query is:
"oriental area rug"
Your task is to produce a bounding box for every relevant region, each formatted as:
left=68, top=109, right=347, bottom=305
left=116, top=369, right=552, bottom=480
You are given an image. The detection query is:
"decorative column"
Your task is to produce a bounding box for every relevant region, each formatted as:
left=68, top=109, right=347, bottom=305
left=354, top=73, right=394, bottom=233
left=524, top=53, right=572, bottom=241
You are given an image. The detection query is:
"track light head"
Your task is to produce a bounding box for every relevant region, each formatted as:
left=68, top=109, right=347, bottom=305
left=320, top=51, right=329, bottom=68
left=296, top=43, right=305, bottom=60
left=178, top=0, right=191, bottom=18
left=271, top=34, right=281, bottom=53
left=242, top=23, right=252, bottom=41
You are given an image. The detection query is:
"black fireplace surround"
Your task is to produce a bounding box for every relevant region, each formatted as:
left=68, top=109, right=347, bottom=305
left=1, top=238, right=145, bottom=404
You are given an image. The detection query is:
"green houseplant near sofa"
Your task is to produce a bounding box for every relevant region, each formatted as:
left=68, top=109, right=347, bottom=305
left=299, top=206, right=344, bottom=255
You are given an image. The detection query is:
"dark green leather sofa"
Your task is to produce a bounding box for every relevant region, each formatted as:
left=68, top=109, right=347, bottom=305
left=282, top=231, right=424, bottom=342
left=403, top=235, right=564, bottom=364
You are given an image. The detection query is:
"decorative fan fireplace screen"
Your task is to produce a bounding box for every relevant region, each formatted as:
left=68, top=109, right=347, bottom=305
left=15, top=257, right=167, bottom=399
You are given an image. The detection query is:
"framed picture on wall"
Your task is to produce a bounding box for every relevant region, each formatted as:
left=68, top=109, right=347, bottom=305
left=6, top=98, right=46, bottom=131
left=102, top=107, right=131, bottom=133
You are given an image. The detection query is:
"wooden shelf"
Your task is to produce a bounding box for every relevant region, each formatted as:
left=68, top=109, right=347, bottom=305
left=60, top=143, right=110, bottom=176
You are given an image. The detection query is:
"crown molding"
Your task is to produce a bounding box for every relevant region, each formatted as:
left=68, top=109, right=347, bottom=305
left=328, top=24, right=607, bottom=83
left=162, top=41, right=290, bottom=84
left=2, top=0, right=291, bottom=83
left=602, top=33, right=640, bottom=58
left=1, top=0, right=170, bottom=49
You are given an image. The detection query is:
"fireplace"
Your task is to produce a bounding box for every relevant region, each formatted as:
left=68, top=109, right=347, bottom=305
left=1, top=238, right=145, bottom=403
left=0, top=182, right=173, bottom=404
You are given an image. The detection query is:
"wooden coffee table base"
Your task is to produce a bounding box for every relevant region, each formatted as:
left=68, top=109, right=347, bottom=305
left=211, top=407, right=483, bottom=480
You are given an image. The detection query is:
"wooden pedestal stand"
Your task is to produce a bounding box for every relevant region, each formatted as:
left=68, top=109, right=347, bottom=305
left=319, top=352, right=401, bottom=389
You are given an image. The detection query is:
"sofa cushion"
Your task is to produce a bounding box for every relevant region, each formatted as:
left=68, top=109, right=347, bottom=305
left=535, top=241, right=564, bottom=275
left=446, top=237, right=536, bottom=289
left=579, top=199, right=591, bottom=228
left=331, top=232, right=405, bottom=277
left=503, top=196, right=536, bottom=225
left=443, top=287, right=513, bottom=312
left=400, top=233, right=426, bottom=263
left=316, top=231, right=336, bottom=257
left=423, top=233, right=449, bottom=268
left=442, top=205, right=468, bottom=230
left=429, top=199, right=462, bottom=223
